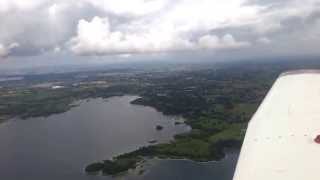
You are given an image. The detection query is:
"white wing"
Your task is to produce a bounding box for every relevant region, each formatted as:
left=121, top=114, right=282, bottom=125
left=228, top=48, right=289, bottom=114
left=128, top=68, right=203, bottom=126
left=233, top=70, right=320, bottom=180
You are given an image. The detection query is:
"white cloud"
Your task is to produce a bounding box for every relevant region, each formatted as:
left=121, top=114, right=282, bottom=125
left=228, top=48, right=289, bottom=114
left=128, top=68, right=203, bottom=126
left=118, top=54, right=132, bottom=58
left=257, top=37, right=271, bottom=44
left=198, top=35, right=220, bottom=49
left=48, top=4, right=58, bottom=17
left=0, top=42, right=19, bottom=58
left=69, top=13, right=252, bottom=55
left=198, top=34, right=251, bottom=49
left=69, top=16, right=196, bottom=55
left=8, top=42, right=19, bottom=49
left=53, top=46, right=61, bottom=53
left=66, top=0, right=262, bottom=55
left=221, top=34, right=251, bottom=48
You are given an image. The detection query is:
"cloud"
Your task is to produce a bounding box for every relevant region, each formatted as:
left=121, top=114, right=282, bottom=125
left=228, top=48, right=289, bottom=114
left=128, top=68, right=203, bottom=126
left=118, top=54, right=132, bottom=58
left=257, top=37, right=271, bottom=44
left=53, top=46, right=61, bottom=53
left=69, top=16, right=194, bottom=55
left=69, top=15, right=251, bottom=55
left=0, top=0, right=320, bottom=58
left=0, top=0, right=103, bottom=57
left=0, top=44, right=10, bottom=58
left=198, top=34, right=251, bottom=49
left=0, top=43, right=19, bottom=58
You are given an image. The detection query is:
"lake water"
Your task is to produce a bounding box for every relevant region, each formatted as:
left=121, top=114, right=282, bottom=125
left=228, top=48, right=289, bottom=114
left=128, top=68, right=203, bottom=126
left=0, top=95, right=239, bottom=180
left=127, top=150, right=239, bottom=180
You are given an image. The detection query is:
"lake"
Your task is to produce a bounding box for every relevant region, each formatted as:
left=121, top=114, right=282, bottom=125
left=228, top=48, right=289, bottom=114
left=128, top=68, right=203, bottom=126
left=0, top=95, right=238, bottom=180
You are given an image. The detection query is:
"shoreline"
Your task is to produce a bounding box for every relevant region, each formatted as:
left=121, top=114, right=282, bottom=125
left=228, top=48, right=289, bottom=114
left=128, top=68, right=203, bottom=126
left=85, top=96, right=244, bottom=175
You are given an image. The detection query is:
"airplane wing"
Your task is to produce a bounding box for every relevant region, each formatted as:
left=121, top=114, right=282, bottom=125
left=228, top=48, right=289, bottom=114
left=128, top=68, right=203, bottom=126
left=233, top=70, right=320, bottom=180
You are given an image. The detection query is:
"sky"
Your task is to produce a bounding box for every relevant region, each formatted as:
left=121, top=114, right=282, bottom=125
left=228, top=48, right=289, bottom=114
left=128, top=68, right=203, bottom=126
left=0, top=0, right=320, bottom=72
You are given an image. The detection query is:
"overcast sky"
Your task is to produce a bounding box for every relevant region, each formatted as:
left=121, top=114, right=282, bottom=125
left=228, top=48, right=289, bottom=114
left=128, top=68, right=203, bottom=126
left=0, top=0, right=320, bottom=70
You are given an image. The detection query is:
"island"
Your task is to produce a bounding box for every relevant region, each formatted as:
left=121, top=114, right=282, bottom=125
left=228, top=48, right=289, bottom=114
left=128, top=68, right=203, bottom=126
left=156, top=125, right=163, bottom=131
left=85, top=158, right=141, bottom=175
